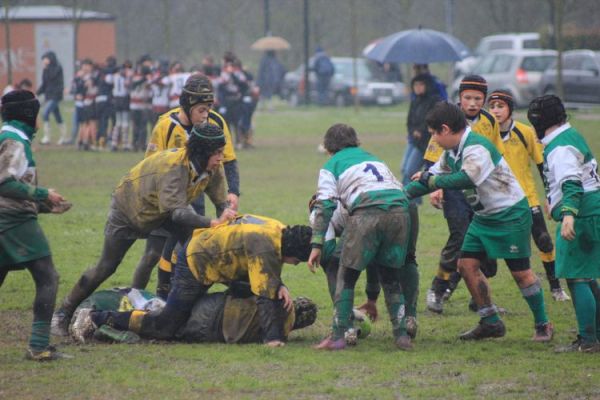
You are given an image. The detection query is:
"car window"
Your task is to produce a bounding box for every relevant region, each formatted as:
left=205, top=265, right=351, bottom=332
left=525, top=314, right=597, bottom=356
left=581, top=57, right=599, bottom=72
left=488, top=40, right=513, bottom=51
left=474, top=55, right=497, bottom=74
left=490, top=55, right=514, bottom=73
left=521, top=56, right=556, bottom=72
left=334, top=60, right=372, bottom=81
left=522, top=39, right=540, bottom=49
left=563, top=55, right=583, bottom=70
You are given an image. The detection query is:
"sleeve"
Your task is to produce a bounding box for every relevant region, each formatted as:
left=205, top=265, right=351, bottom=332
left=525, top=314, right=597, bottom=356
left=310, top=169, right=338, bottom=247
left=157, top=167, right=189, bottom=213
left=245, top=238, right=283, bottom=299
left=256, top=296, right=286, bottom=342
left=145, top=124, right=164, bottom=158
left=0, top=139, right=49, bottom=201
left=204, top=164, right=229, bottom=210
left=461, top=145, right=495, bottom=186
left=223, top=160, right=240, bottom=196
left=548, top=145, right=585, bottom=216
left=220, top=117, right=237, bottom=162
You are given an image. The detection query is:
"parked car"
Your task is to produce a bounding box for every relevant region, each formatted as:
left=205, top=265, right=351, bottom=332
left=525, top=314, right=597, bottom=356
left=539, top=49, right=600, bottom=104
left=281, top=57, right=406, bottom=106
left=450, top=49, right=557, bottom=107
left=454, top=32, right=542, bottom=77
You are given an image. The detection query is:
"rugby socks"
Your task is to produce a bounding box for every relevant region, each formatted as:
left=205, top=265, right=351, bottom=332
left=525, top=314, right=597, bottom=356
left=521, top=280, right=548, bottom=325
left=567, top=280, right=598, bottom=343
left=479, top=305, right=500, bottom=324
left=332, top=288, right=354, bottom=340
left=29, top=321, right=50, bottom=351
left=541, top=260, right=561, bottom=290
left=399, top=262, right=419, bottom=318
left=589, top=280, right=600, bottom=340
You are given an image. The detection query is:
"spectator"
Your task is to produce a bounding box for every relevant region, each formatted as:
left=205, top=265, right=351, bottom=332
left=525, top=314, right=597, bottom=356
left=256, top=50, right=286, bottom=110
left=412, top=64, right=448, bottom=101
left=37, top=51, right=67, bottom=145
left=109, top=60, right=133, bottom=151
left=313, top=47, right=335, bottom=105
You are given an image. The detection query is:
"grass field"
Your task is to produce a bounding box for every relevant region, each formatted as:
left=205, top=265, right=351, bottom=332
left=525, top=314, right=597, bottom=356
left=1, top=102, right=599, bottom=399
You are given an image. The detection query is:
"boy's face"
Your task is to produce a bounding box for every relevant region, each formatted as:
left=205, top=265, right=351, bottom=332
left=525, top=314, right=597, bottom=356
left=488, top=100, right=510, bottom=125
left=460, top=89, right=485, bottom=118
left=429, top=124, right=462, bottom=150
left=189, top=103, right=212, bottom=125
left=413, top=81, right=426, bottom=96
left=206, top=148, right=224, bottom=172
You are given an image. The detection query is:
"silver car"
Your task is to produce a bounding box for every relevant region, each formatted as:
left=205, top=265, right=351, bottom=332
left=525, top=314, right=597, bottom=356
left=450, top=49, right=557, bottom=107
left=539, top=50, right=600, bottom=104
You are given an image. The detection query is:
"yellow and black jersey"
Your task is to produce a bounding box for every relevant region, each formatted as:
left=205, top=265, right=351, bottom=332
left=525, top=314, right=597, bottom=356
left=112, top=147, right=228, bottom=234
left=424, top=108, right=504, bottom=163
left=501, top=120, right=543, bottom=207
left=186, top=214, right=286, bottom=299
left=145, top=108, right=236, bottom=162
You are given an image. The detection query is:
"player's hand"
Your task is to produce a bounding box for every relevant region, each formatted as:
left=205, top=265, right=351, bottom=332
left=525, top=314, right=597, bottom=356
left=278, top=285, right=293, bottom=313
left=47, top=189, right=65, bottom=206
left=227, top=193, right=239, bottom=211
left=357, top=299, right=378, bottom=322
left=429, top=189, right=444, bottom=209
left=265, top=340, right=285, bottom=348
left=544, top=199, right=551, bottom=219
left=561, top=215, right=576, bottom=241
left=211, top=208, right=236, bottom=227
left=307, top=248, right=321, bottom=273
left=410, top=171, right=423, bottom=181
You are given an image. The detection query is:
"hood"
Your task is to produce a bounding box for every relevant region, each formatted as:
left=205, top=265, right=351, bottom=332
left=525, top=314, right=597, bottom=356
left=42, top=51, right=58, bottom=65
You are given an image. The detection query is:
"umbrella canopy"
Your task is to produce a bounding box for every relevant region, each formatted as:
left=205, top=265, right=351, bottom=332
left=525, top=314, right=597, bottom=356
left=365, top=28, right=470, bottom=64
left=251, top=36, right=291, bottom=51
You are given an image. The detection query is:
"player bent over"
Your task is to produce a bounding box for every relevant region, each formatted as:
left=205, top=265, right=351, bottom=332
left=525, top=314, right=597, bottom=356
left=308, top=124, right=417, bottom=351
left=528, top=95, right=600, bottom=352
left=89, top=214, right=312, bottom=347
left=405, top=102, right=553, bottom=341
left=51, top=123, right=235, bottom=335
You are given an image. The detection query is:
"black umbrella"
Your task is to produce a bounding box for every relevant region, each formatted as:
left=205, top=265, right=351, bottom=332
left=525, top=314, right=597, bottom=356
left=365, top=27, right=471, bottom=64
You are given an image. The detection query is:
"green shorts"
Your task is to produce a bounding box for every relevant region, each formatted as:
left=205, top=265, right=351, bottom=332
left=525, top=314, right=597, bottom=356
left=461, top=213, right=532, bottom=260
left=0, top=218, right=51, bottom=269
left=339, top=207, right=409, bottom=271
left=555, top=215, right=600, bottom=279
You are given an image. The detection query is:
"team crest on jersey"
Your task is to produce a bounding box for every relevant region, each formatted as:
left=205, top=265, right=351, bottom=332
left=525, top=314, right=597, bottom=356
left=509, top=244, right=519, bottom=253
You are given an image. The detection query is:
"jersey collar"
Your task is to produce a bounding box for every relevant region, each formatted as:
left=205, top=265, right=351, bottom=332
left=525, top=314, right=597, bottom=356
left=541, top=122, right=571, bottom=146
left=449, top=126, right=471, bottom=159
left=1, top=122, right=31, bottom=142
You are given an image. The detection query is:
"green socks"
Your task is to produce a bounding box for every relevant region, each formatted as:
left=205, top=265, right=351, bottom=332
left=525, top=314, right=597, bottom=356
left=332, top=288, right=354, bottom=340
left=568, top=280, right=598, bottom=343
left=29, top=320, right=51, bottom=351
left=398, top=262, right=419, bottom=318
left=521, top=281, right=548, bottom=325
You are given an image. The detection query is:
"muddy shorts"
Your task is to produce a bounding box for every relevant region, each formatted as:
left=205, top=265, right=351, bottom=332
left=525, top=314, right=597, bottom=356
left=555, top=214, right=600, bottom=279
left=339, top=207, right=410, bottom=271
left=0, top=219, right=51, bottom=269
left=103, top=207, right=149, bottom=240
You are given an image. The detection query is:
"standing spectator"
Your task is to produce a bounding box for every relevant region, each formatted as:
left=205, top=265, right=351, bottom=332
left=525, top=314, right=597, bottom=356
left=77, top=59, right=98, bottom=151
left=68, top=61, right=85, bottom=145
left=37, top=51, right=66, bottom=145
left=109, top=61, right=133, bottom=151
left=95, top=56, right=117, bottom=150
left=235, top=59, right=258, bottom=149
left=149, top=61, right=170, bottom=125
left=313, top=47, right=335, bottom=105
left=256, top=50, right=286, bottom=110
left=201, top=55, right=220, bottom=80
left=217, top=54, right=246, bottom=147
left=130, top=61, right=152, bottom=152
left=401, top=74, right=441, bottom=188
left=412, top=64, right=448, bottom=101
left=163, top=61, right=190, bottom=109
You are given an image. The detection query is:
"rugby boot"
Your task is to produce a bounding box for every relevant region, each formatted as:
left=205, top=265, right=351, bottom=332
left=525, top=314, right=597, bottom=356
left=314, top=336, right=346, bottom=350
left=551, top=288, right=571, bottom=302
left=459, top=320, right=506, bottom=340
left=426, top=288, right=443, bottom=314
left=395, top=335, right=413, bottom=351
left=25, top=345, right=73, bottom=361
left=50, top=309, right=70, bottom=337
left=69, top=308, right=96, bottom=344
left=555, top=336, right=600, bottom=353
left=406, top=316, right=418, bottom=339
left=533, top=322, right=554, bottom=342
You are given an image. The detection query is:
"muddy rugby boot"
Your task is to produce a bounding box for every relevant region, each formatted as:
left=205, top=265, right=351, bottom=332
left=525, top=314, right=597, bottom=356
left=25, top=345, right=73, bottom=361
left=555, top=336, right=600, bottom=353
left=533, top=322, right=554, bottom=342
left=459, top=320, right=506, bottom=340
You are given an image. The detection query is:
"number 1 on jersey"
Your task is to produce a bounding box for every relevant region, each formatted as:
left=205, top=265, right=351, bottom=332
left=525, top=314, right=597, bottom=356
left=364, top=163, right=383, bottom=181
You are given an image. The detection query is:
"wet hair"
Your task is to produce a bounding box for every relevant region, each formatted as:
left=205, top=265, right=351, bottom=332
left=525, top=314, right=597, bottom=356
left=292, top=297, right=317, bottom=330
left=425, top=101, right=467, bottom=134
left=323, top=123, right=360, bottom=154
left=281, top=225, right=312, bottom=262
left=186, top=123, right=226, bottom=173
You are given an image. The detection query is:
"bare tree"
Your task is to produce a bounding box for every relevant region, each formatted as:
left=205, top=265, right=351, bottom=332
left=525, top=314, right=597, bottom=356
left=3, top=0, right=15, bottom=86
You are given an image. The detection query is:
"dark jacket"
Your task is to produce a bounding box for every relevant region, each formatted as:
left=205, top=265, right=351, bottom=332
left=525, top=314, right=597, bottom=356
left=37, top=51, right=64, bottom=101
left=406, top=75, right=441, bottom=152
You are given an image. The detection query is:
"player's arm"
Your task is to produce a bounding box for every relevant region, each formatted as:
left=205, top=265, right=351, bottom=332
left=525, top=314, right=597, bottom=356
left=310, top=169, right=338, bottom=249
left=145, top=123, right=167, bottom=158
left=0, top=140, right=49, bottom=201
left=204, top=164, right=230, bottom=217
left=548, top=147, right=584, bottom=218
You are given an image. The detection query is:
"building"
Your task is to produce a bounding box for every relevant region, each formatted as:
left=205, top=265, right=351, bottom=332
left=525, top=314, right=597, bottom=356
left=0, top=5, right=115, bottom=93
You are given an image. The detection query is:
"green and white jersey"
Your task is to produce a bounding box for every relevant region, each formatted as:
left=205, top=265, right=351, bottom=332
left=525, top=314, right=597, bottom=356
left=311, top=147, right=407, bottom=246
left=541, top=123, right=600, bottom=220
left=430, top=127, right=525, bottom=217
left=310, top=202, right=347, bottom=265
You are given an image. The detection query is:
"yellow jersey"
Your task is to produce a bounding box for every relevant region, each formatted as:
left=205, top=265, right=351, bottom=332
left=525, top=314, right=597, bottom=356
left=112, top=147, right=228, bottom=234
left=186, top=214, right=286, bottom=299
left=424, top=108, right=504, bottom=163
left=145, top=108, right=236, bottom=162
left=501, top=120, right=544, bottom=207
